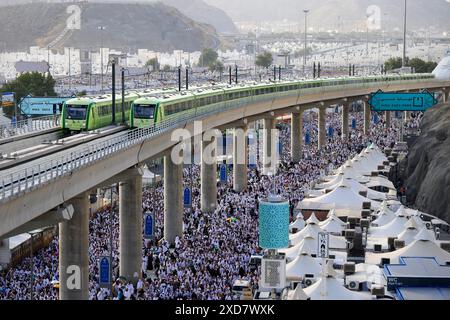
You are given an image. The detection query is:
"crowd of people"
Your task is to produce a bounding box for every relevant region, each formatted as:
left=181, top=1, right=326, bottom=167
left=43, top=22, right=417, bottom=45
left=0, top=107, right=413, bottom=300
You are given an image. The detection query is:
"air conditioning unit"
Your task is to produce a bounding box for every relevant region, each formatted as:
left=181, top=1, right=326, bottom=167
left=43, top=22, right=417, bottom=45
left=303, top=276, right=317, bottom=288
left=343, top=262, right=356, bottom=275
left=360, top=219, right=370, bottom=228
left=394, top=239, right=405, bottom=250
left=347, top=280, right=361, bottom=291
left=361, top=210, right=371, bottom=219
left=371, top=286, right=385, bottom=297
left=345, top=229, right=356, bottom=240
left=387, top=237, right=397, bottom=251
left=362, top=202, right=371, bottom=210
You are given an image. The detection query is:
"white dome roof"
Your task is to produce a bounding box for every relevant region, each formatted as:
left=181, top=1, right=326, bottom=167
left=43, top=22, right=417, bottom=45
left=432, top=56, right=450, bottom=80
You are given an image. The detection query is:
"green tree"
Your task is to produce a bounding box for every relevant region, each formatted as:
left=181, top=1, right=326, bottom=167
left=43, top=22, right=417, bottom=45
left=209, top=60, right=224, bottom=73
left=145, top=57, right=160, bottom=71
left=77, top=90, right=87, bottom=97
left=199, top=48, right=218, bottom=68
left=255, top=52, right=273, bottom=69
left=408, top=58, right=437, bottom=73
left=0, top=72, right=56, bottom=118
left=162, top=65, right=171, bottom=72
left=384, top=57, right=404, bottom=71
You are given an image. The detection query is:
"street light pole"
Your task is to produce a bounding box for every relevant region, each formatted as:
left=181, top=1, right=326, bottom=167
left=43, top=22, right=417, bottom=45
left=402, top=0, right=407, bottom=67
left=98, top=26, right=106, bottom=93
left=121, top=68, right=125, bottom=124
left=303, top=10, right=310, bottom=76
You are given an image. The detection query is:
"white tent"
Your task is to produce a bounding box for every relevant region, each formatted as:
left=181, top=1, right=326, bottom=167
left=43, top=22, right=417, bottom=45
left=397, top=228, right=419, bottom=246
left=285, top=284, right=310, bottom=300
left=365, top=176, right=396, bottom=191
left=340, top=162, right=371, bottom=184
left=298, top=179, right=380, bottom=218
left=366, top=228, right=450, bottom=265
left=372, top=202, right=397, bottom=227
left=369, top=206, right=409, bottom=238
left=315, top=175, right=387, bottom=201
left=306, top=212, right=320, bottom=225
left=286, top=253, right=322, bottom=279
left=303, top=263, right=372, bottom=300
left=290, top=224, right=322, bottom=245
left=281, top=235, right=317, bottom=261
left=320, top=214, right=346, bottom=235
left=289, top=217, right=306, bottom=233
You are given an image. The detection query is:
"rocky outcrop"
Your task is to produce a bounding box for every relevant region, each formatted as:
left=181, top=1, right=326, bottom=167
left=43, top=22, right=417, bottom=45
left=0, top=2, right=221, bottom=52
left=400, top=103, right=450, bottom=223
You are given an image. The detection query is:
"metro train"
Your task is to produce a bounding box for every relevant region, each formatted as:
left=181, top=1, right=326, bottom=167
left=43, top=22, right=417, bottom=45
left=62, top=73, right=435, bottom=131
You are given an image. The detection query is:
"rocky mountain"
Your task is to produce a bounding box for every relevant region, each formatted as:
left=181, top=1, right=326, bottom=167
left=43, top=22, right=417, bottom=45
left=161, top=0, right=237, bottom=34
left=399, top=102, right=450, bottom=223
left=0, top=0, right=238, bottom=35
left=205, top=0, right=450, bottom=31
left=0, top=1, right=221, bottom=52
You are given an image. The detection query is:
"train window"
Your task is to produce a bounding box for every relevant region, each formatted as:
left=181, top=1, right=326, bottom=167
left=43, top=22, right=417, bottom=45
left=66, top=105, right=87, bottom=120
left=134, top=104, right=155, bottom=119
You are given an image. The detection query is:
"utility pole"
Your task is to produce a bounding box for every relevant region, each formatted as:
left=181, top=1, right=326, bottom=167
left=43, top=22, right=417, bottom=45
left=98, top=26, right=106, bottom=93
left=178, top=66, right=182, bottom=92
left=186, top=67, right=189, bottom=90
left=121, top=68, right=125, bottom=124
left=68, top=47, right=71, bottom=91
left=303, top=10, right=310, bottom=76
left=112, top=58, right=116, bottom=124
left=402, top=0, right=408, bottom=67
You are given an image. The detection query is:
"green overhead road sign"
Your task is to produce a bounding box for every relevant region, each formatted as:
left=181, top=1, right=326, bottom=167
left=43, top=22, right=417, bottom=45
left=368, top=90, right=438, bottom=112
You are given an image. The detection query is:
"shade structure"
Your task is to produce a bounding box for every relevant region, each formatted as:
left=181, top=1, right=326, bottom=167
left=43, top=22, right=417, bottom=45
left=306, top=212, right=320, bottom=225
left=298, top=179, right=380, bottom=218
left=372, top=202, right=396, bottom=226
left=397, top=228, right=419, bottom=246
left=289, top=217, right=306, bottom=232
left=320, top=218, right=346, bottom=235
left=314, top=175, right=387, bottom=201
left=281, top=235, right=317, bottom=261
left=286, top=253, right=322, bottom=279
left=290, top=224, right=322, bottom=245
left=369, top=206, right=409, bottom=238
left=365, top=176, right=396, bottom=190
left=304, top=276, right=372, bottom=300
left=365, top=228, right=450, bottom=265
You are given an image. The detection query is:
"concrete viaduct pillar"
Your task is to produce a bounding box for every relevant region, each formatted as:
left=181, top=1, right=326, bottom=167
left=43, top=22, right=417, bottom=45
left=318, top=107, right=326, bottom=149
left=233, top=125, right=248, bottom=193
left=263, top=117, right=276, bottom=174
left=363, top=101, right=371, bottom=136
left=291, top=112, right=303, bottom=162
left=385, top=111, right=391, bottom=129
left=341, top=104, right=349, bottom=140
left=201, top=137, right=218, bottom=213
left=164, top=153, right=183, bottom=245
left=59, top=192, right=89, bottom=300
left=443, top=89, right=449, bottom=103
left=119, top=167, right=143, bottom=284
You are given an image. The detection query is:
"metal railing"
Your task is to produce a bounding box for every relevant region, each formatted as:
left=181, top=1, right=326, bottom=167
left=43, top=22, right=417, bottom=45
left=0, top=79, right=441, bottom=202
left=0, top=115, right=61, bottom=140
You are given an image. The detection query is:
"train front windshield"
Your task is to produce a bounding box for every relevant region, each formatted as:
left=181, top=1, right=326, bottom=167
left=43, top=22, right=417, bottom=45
left=134, top=104, right=155, bottom=119
left=66, top=105, right=88, bottom=120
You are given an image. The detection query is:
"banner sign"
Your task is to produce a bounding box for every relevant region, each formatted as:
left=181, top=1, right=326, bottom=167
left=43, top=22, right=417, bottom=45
left=368, top=90, right=438, bottom=111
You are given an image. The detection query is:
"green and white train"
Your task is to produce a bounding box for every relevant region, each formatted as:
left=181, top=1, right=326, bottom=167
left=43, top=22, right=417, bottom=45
left=61, top=88, right=177, bottom=131
left=62, top=73, right=435, bottom=131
